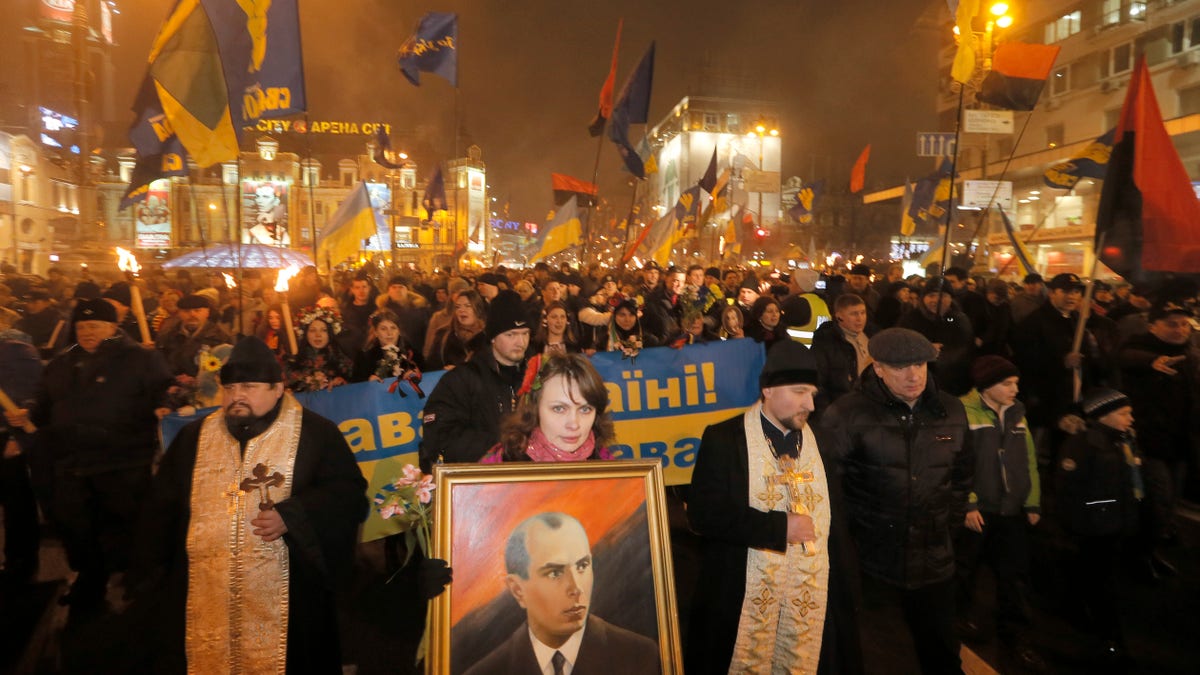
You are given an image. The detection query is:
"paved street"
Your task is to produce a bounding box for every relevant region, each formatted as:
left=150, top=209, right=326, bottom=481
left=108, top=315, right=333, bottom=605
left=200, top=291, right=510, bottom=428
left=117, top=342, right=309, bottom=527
left=3, top=497, right=1198, bottom=674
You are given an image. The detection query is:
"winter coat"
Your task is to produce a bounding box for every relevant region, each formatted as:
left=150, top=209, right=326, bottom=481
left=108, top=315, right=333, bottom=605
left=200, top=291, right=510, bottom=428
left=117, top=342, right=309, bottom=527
left=1056, top=424, right=1142, bottom=537
left=811, top=320, right=877, bottom=412
left=420, top=345, right=525, bottom=467
left=960, top=390, right=1040, bottom=516
left=1010, top=302, right=1104, bottom=427
left=1117, top=332, right=1200, bottom=462
left=897, top=305, right=976, bottom=396
left=820, top=367, right=974, bottom=589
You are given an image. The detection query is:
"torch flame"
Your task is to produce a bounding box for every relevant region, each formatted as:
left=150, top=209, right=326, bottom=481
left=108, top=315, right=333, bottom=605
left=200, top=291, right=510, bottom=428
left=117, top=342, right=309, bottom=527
left=274, top=265, right=300, bottom=293
left=222, top=272, right=237, bottom=289
left=115, top=247, right=142, bottom=276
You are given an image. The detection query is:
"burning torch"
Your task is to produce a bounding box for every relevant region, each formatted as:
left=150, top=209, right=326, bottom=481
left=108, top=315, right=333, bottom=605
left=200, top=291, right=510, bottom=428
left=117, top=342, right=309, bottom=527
left=275, top=265, right=300, bottom=355
left=115, top=247, right=153, bottom=345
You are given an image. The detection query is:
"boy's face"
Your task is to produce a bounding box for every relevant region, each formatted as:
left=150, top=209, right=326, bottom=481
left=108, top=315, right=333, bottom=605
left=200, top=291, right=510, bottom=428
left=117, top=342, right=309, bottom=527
left=1099, top=405, right=1134, bottom=433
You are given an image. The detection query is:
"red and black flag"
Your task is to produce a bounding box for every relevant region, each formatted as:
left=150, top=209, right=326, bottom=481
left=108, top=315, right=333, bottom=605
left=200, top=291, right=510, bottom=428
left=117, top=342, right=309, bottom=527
left=1096, top=57, right=1200, bottom=280
left=698, top=146, right=718, bottom=194
left=977, top=43, right=1061, bottom=111
left=588, top=20, right=622, bottom=137
left=551, top=173, right=599, bottom=207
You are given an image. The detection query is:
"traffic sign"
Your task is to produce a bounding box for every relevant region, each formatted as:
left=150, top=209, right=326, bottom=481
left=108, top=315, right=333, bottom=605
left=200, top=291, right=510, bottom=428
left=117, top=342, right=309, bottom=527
left=916, top=132, right=957, bottom=157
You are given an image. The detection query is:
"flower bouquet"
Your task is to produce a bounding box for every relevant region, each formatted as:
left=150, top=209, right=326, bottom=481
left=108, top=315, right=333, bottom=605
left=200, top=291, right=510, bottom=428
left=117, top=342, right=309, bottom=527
left=374, top=464, right=437, bottom=663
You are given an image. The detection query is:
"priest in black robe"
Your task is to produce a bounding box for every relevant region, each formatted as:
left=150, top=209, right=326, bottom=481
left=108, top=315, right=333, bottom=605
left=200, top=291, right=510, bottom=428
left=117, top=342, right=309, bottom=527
left=129, top=337, right=367, bottom=674
left=686, top=341, right=862, bottom=674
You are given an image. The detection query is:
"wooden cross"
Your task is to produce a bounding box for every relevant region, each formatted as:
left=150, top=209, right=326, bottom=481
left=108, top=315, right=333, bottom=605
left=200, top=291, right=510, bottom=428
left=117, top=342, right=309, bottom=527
left=239, top=463, right=285, bottom=511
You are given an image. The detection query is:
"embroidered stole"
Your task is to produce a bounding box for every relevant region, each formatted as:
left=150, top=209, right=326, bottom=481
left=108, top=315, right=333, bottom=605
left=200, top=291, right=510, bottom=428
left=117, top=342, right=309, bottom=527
left=186, top=393, right=303, bottom=675
left=729, top=403, right=831, bottom=674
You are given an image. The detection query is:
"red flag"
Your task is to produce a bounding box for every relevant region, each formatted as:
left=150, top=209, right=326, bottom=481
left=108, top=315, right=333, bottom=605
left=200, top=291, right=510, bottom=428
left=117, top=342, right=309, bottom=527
left=1096, top=57, right=1200, bottom=278
left=977, top=43, right=1061, bottom=111
left=849, top=144, right=871, bottom=193
left=551, top=173, right=599, bottom=206
left=587, top=20, right=622, bottom=137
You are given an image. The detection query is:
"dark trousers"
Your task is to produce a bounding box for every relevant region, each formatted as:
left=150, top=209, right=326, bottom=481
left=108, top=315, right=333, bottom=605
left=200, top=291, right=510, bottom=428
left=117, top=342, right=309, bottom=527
left=954, top=513, right=1032, bottom=644
left=0, top=449, right=41, bottom=574
left=51, top=463, right=151, bottom=587
left=862, top=575, right=962, bottom=675
left=1073, top=534, right=1124, bottom=643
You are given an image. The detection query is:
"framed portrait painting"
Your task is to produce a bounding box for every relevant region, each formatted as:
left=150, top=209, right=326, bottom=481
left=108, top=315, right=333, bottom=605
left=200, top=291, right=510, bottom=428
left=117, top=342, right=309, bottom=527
left=428, top=460, right=682, bottom=675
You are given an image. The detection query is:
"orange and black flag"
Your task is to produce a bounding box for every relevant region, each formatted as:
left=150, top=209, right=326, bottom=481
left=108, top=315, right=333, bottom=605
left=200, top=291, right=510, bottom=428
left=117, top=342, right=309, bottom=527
left=551, top=173, right=599, bottom=207
left=1096, top=57, right=1200, bottom=280
left=849, top=144, right=870, bottom=193
left=588, top=20, right=622, bottom=137
left=977, top=43, right=1061, bottom=111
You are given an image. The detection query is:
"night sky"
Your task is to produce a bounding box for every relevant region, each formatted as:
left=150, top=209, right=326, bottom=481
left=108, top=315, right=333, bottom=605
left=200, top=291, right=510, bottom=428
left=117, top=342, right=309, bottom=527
left=110, top=0, right=944, bottom=223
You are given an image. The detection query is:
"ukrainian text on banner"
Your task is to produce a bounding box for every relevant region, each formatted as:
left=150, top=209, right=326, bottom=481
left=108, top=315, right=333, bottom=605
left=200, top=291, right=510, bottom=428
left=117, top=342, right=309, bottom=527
left=160, top=339, right=764, bottom=541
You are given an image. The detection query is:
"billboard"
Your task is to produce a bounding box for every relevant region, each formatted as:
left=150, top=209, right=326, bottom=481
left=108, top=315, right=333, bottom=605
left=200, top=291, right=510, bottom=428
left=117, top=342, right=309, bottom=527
left=39, top=0, right=74, bottom=23
left=241, top=180, right=290, bottom=246
left=134, top=179, right=172, bottom=249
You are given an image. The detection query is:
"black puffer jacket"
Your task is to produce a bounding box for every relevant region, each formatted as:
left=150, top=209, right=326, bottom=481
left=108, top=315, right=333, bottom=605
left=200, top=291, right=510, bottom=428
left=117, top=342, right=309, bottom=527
left=811, top=320, right=877, bottom=413
left=820, top=367, right=974, bottom=589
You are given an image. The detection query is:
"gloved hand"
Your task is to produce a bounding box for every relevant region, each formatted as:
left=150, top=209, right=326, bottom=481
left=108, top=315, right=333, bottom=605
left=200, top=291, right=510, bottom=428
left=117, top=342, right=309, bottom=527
left=417, top=557, right=453, bottom=600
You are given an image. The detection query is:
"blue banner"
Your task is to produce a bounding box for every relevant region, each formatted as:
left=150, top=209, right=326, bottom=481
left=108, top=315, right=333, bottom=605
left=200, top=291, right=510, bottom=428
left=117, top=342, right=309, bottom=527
left=161, top=339, right=766, bottom=540
left=397, top=12, right=459, bottom=87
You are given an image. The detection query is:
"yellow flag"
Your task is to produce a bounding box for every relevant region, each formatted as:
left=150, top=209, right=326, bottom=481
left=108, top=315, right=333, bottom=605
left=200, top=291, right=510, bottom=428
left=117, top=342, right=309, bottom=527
left=951, top=0, right=981, bottom=84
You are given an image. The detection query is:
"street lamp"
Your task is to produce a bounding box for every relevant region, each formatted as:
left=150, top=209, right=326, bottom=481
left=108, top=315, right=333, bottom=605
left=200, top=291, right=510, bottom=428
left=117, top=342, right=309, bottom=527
left=747, top=119, right=779, bottom=253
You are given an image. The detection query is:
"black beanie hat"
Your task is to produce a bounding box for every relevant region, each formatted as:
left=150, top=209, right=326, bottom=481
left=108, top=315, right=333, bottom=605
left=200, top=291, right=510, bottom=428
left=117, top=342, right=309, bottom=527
left=970, top=355, right=1020, bottom=392
left=220, top=337, right=283, bottom=384
left=1080, top=388, right=1132, bottom=420
left=103, top=281, right=132, bottom=307
left=759, top=340, right=819, bottom=389
left=72, top=298, right=118, bottom=324
left=485, top=290, right=530, bottom=339
left=740, top=273, right=760, bottom=291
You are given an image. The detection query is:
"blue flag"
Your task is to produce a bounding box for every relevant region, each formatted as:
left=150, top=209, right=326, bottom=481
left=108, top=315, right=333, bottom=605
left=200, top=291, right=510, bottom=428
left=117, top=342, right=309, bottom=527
left=1044, top=127, right=1114, bottom=189
left=788, top=180, right=824, bottom=224
left=675, top=185, right=704, bottom=226
left=608, top=42, right=655, bottom=179
left=423, top=165, right=447, bottom=223
left=908, top=159, right=954, bottom=228
left=201, top=0, right=306, bottom=126
left=398, top=12, right=458, bottom=87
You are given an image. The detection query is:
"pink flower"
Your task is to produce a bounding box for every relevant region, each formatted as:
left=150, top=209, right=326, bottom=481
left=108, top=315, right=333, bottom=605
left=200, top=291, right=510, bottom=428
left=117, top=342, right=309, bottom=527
left=379, top=503, right=398, bottom=519
left=414, top=475, right=436, bottom=504
left=396, top=464, right=423, bottom=488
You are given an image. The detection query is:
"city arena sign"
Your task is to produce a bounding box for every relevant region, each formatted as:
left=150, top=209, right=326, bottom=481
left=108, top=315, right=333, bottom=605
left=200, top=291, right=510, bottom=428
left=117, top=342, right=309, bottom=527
left=249, top=119, right=393, bottom=136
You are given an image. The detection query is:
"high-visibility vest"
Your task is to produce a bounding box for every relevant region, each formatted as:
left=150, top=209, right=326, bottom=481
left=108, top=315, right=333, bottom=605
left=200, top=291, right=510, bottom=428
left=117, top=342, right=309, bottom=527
left=785, top=293, right=831, bottom=346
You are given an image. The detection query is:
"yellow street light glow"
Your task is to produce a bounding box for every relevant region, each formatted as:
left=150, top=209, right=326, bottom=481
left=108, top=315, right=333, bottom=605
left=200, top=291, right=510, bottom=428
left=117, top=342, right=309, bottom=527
left=755, top=124, right=766, bottom=134
left=746, top=132, right=756, bottom=138
left=996, top=15, right=1013, bottom=28
left=990, top=2, right=1009, bottom=16
left=953, top=25, right=960, bottom=36
left=769, top=129, right=780, bottom=137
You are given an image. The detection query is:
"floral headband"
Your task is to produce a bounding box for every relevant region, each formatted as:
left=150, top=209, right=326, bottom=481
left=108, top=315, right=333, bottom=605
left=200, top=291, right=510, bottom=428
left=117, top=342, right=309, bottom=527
left=296, top=305, right=344, bottom=336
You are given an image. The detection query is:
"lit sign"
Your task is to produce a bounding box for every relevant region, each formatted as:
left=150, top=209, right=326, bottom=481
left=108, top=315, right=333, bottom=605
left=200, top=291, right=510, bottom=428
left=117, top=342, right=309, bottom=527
left=490, top=218, right=538, bottom=234
left=40, top=107, right=78, bottom=132
left=40, top=0, right=74, bottom=23
left=250, top=119, right=391, bottom=136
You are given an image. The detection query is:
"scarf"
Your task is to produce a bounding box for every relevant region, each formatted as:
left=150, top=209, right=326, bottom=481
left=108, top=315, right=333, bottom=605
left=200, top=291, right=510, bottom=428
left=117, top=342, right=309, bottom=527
left=525, top=428, right=597, bottom=462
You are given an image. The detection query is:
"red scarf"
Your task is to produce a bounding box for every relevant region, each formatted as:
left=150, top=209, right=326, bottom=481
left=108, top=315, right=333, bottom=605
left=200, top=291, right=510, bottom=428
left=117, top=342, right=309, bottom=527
left=525, top=428, right=597, bottom=462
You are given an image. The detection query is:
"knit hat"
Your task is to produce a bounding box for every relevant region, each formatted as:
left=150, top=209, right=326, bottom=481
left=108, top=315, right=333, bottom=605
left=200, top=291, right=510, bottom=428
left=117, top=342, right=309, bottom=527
left=195, top=287, right=220, bottom=307
left=1080, top=388, right=1132, bottom=420
left=868, top=328, right=938, bottom=366
left=73, top=281, right=102, bottom=301
left=388, top=274, right=411, bottom=288
left=219, top=337, right=283, bottom=384
left=1022, top=273, right=1044, bottom=285
left=739, top=273, right=760, bottom=292
left=849, top=264, right=872, bottom=277
left=759, top=340, right=819, bottom=389
left=72, top=298, right=118, bottom=324
left=970, top=355, right=1020, bottom=392
left=477, top=272, right=504, bottom=287
left=103, top=282, right=132, bottom=307
left=177, top=294, right=212, bottom=310
left=705, top=267, right=721, bottom=279
left=485, top=290, right=530, bottom=339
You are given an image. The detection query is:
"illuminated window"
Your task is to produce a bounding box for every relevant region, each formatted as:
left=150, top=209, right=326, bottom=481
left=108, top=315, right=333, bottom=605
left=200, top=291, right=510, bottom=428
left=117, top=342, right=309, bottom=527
left=1044, top=11, right=1081, bottom=43
left=1102, top=0, right=1121, bottom=26
left=1052, top=67, right=1070, bottom=95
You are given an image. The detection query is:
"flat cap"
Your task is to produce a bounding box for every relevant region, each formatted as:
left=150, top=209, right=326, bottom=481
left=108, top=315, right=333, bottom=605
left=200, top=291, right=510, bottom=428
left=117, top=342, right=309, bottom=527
left=868, top=327, right=938, bottom=366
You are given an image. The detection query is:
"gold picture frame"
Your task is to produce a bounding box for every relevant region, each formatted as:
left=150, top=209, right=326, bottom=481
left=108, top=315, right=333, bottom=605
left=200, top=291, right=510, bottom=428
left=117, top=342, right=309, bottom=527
left=428, top=460, right=682, bottom=674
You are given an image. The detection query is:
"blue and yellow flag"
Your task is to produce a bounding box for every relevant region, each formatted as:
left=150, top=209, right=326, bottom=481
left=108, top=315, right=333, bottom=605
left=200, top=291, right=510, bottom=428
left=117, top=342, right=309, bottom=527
left=530, top=196, right=582, bottom=263
left=133, top=0, right=304, bottom=170
left=608, top=43, right=655, bottom=179
left=1044, top=128, right=1115, bottom=189
left=909, top=159, right=954, bottom=228
left=951, top=0, right=981, bottom=84
left=398, top=12, right=458, bottom=87
left=675, top=186, right=704, bottom=227
left=998, top=208, right=1036, bottom=276
left=899, top=179, right=917, bottom=236
left=319, top=182, right=380, bottom=267
left=788, top=180, right=824, bottom=225
left=635, top=209, right=681, bottom=267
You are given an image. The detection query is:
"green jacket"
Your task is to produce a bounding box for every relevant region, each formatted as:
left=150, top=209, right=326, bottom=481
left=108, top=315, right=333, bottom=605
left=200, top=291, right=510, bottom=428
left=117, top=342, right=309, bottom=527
left=960, top=389, right=1040, bottom=516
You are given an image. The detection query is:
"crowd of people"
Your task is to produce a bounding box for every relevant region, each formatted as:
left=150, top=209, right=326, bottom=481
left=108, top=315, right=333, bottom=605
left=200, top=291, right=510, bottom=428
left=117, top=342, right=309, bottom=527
left=0, top=256, right=1196, bottom=673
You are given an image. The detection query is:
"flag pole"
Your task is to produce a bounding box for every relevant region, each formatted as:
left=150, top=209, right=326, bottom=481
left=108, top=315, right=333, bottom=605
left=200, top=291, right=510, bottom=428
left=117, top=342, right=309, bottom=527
left=1070, top=231, right=1104, bottom=401
left=235, top=153, right=244, bottom=337
left=618, top=179, right=641, bottom=271
left=583, top=133, right=606, bottom=264
left=935, top=84, right=967, bottom=320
